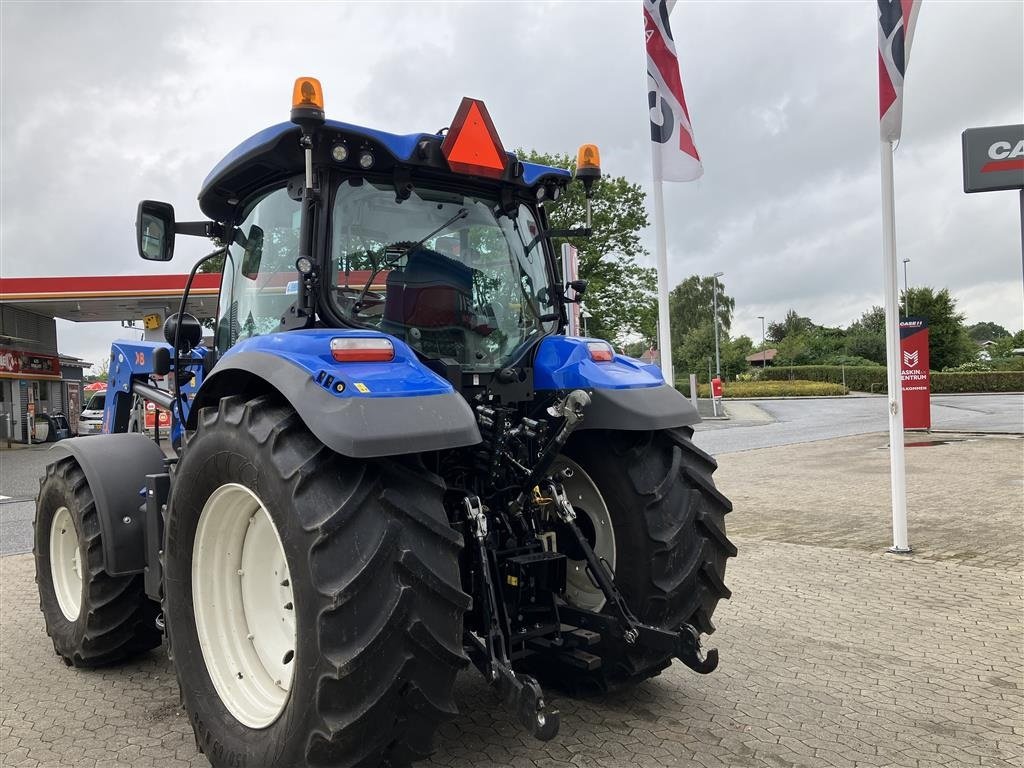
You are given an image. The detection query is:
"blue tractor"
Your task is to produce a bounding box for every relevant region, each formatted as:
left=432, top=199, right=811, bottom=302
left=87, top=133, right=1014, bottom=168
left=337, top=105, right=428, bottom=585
left=34, top=78, right=734, bottom=767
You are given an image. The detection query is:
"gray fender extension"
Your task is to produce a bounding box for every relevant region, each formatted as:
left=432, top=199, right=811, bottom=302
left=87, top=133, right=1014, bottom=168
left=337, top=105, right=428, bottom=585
left=51, top=434, right=167, bottom=576
left=576, top=383, right=702, bottom=431
left=192, top=351, right=482, bottom=458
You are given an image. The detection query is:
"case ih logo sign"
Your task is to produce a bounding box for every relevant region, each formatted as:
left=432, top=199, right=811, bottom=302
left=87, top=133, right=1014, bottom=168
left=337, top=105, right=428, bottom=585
left=962, top=124, right=1024, bottom=193
left=982, top=139, right=1024, bottom=173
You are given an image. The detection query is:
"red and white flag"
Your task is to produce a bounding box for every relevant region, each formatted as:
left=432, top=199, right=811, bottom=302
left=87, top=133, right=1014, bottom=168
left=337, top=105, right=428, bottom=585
left=878, top=0, right=922, bottom=142
left=644, top=0, right=702, bottom=181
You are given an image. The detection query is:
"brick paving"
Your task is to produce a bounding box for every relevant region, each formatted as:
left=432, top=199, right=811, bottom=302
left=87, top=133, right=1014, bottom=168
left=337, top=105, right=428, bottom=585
left=1, top=432, right=1021, bottom=767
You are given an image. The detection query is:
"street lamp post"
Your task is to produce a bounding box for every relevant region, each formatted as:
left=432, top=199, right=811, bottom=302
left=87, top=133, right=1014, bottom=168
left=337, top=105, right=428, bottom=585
left=902, top=258, right=910, bottom=317
left=757, top=315, right=766, bottom=367
left=712, top=272, right=724, bottom=377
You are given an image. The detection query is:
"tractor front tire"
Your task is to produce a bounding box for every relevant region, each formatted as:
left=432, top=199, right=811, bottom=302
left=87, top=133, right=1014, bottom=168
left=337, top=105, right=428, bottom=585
left=564, top=426, right=735, bottom=688
left=164, top=395, right=468, bottom=768
left=34, top=457, right=162, bottom=667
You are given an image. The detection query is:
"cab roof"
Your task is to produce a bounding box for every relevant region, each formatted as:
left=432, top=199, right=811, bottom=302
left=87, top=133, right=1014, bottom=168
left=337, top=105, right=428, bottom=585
left=198, top=120, right=572, bottom=222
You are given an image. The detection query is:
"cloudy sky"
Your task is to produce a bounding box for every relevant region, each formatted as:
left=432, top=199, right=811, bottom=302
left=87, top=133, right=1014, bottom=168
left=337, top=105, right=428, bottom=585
left=2, top=1, right=1022, bottom=368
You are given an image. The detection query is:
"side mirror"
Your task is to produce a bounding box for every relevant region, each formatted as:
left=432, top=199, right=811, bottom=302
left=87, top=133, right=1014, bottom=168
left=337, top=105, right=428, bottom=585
left=240, top=225, right=265, bottom=280
left=564, top=279, right=588, bottom=303
left=136, top=200, right=175, bottom=261
left=568, top=279, right=588, bottom=297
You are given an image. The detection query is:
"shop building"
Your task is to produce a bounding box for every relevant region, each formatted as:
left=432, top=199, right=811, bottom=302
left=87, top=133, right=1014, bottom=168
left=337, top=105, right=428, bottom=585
left=0, top=305, right=90, bottom=441
left=0, top=273, right=219, bottom=443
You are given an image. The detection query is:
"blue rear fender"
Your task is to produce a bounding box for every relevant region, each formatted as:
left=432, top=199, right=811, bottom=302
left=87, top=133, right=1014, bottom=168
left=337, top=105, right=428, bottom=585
left=533, top=336, right=700, bottom=432
left=191, top=329, right=480, bottom=458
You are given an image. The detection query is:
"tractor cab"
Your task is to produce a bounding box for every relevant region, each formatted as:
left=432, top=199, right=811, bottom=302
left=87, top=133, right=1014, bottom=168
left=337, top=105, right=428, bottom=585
left=140, top=78, right=595, bottom=387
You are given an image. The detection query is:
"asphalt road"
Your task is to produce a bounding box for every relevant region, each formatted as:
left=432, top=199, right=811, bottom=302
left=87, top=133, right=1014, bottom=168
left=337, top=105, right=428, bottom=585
left=693, top=393, right=1023, bottom=456
left=1, top=393, right=1020, bottom=556
left=0, top=444, right=69, bottom=558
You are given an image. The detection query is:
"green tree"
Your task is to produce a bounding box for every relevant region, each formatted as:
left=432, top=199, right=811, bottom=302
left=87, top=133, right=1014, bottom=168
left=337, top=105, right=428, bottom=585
left=966, top=321, right=1010, bottom=342
left=673, top=324, right=715, bottom=380
left=850, top=305, right=886, bottom=335
left=199, top=253, right=225, bottom=274
left=88, top=358, right=109, bottom=383
left=672, top=325, right=752, bottom=381
left=767, top=309, right=814, bottom=344
left=722, top=335, right=755, bottom=378
left=774, top=333, right=813, bottom=366
left=845, top=306, right=886, bottom=365
left=667, top=275, right=734, bottom=349
left=903, top=287, right=975, bottom=370
left=517, top=150, right=656, bottom=345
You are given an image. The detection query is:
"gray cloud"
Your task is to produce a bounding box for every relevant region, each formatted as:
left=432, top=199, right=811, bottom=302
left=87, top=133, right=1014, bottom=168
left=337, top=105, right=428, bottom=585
left=1, top=1, right=1021, bottom=370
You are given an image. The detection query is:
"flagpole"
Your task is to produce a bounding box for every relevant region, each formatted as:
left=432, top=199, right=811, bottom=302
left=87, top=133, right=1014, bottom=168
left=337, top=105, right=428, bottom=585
left=880, top=138, right=911, bottom=553
left=651, top=170, right=674, bottom=386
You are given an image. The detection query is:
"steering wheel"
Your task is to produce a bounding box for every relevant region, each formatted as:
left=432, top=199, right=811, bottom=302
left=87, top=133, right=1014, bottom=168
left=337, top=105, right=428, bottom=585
left=336, top=286, right=385, bottom=307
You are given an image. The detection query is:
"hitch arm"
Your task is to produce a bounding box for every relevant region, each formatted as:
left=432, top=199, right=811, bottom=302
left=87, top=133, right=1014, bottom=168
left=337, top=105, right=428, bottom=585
left=549, top=482, right=720, bottom=675
left=508, top=389, right=591, bottom=530
left=462, top=495, right=560, bottom=741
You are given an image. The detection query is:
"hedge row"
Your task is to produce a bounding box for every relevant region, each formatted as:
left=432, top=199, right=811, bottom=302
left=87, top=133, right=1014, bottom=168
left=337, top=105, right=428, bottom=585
left=931, top=371, right=1024, bottom=393
left=759, top=365, right=887, bottom=391
left=757, top=365, right=1022, bottom=393
left=676, top=379, right=848, bottom=398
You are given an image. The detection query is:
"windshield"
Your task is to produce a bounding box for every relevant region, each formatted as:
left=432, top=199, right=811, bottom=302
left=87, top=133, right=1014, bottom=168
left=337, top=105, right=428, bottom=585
left=84, top=393, right=105, bottom=412
left=330, top=180, right=557, bottom=371
left=215, top=186, right=302, bottom=352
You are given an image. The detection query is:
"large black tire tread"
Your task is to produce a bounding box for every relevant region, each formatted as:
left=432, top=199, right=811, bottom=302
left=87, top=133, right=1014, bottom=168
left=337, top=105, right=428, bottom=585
left=564, top=426, right=735, bottom=688
left=164, top=394, right=469, bottom=768
left=34, top=457, right=162, bottom=667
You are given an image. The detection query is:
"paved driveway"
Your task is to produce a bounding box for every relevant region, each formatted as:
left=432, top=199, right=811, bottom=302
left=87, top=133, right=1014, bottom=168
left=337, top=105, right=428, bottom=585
left=1, top=431, right=1021, bottom=768
left=693, top=393, right=1023, bottom=455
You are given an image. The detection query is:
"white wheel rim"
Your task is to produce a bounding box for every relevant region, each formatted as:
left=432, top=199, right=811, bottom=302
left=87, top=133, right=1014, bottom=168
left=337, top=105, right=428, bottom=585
left=553, top=457, right=616, bottom=612
left=192, top=483, right=296, bottom=729
left=49, top=506, right=83, bottom=621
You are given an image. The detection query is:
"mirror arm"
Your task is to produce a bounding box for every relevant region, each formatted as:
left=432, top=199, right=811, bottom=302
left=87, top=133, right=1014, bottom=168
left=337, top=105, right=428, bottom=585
left=175, top=220, right=225, bottom=240
left=524, top=227, right=592, bottom=255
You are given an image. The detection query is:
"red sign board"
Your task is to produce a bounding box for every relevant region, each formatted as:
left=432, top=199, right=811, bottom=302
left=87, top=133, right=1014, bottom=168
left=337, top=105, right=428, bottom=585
left=711, top=377, right=723, bottom=400
left=0, top=347, right=61, bottom=379
left=900, top=318, right=931, bottom=430
left=144, top=400, right=171, bottom=430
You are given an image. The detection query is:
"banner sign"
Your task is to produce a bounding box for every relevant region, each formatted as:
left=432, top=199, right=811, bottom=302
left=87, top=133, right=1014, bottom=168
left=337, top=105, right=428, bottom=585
left=877, top=0, right=922, bottom=143
left=900, top=318, right=930, bottom=430
left=0, top=347, right=61, bottom=379
left=644, top=0, right=703, bottom=181
left=961, top=124, right=1024, bottom=194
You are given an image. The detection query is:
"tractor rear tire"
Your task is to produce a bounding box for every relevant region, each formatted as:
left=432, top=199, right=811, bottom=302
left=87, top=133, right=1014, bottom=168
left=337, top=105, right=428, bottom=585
left=164, top=394, right=469, bottom=768
left=564, top=426, right=735, bottom=689
left=34, top=456, right=162, bottom=667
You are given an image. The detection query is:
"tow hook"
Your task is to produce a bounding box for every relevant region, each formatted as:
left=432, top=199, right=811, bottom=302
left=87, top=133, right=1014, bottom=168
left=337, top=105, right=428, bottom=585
left=676, top=624, right=719, bottom=674
left=492, top=662, right=560, bottom=741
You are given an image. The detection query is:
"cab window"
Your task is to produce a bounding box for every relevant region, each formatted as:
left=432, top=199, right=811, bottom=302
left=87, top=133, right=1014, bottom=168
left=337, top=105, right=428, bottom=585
left=216, top=187, right=301, bottom=352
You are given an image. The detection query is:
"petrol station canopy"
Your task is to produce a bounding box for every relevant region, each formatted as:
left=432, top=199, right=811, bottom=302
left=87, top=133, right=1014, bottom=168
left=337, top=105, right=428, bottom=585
left=0, top=274, right=221, bottom=324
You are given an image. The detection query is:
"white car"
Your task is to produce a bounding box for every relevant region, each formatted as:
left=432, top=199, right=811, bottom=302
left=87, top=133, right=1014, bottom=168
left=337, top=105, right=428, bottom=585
left=77, top=391, right=106, bottom=435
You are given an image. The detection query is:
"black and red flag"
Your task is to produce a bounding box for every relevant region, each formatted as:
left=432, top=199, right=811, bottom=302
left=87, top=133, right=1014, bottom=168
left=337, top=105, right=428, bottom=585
left=644, top=0, right=702, bottom=181
left=878, top=0, right=922, bottom=142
